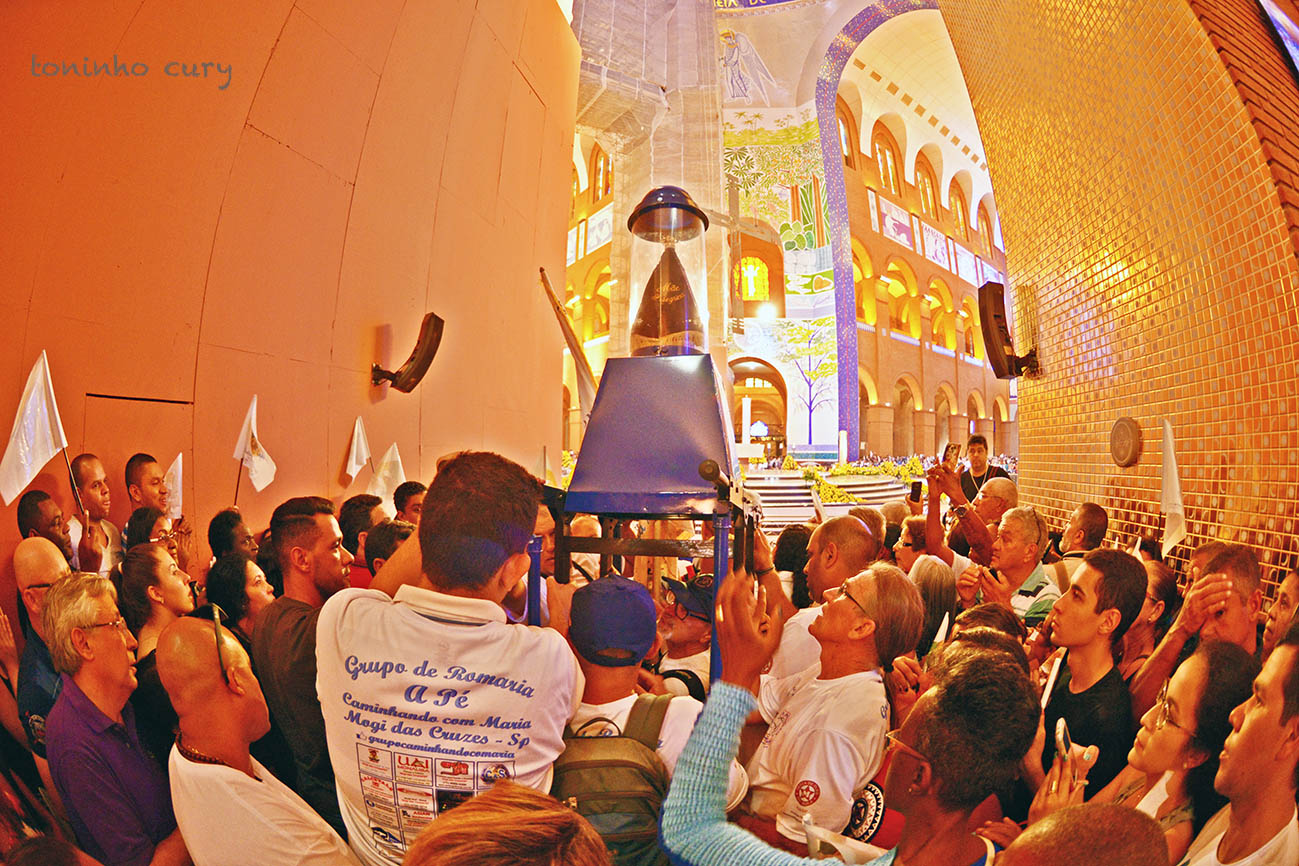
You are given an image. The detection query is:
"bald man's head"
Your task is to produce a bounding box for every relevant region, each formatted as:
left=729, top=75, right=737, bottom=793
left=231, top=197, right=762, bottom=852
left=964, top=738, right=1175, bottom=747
left=157, top=617, right=269, bottom=742
left=1000, top=804, right=1164, bottom=866
left=14, top=537, right=72, bottom=630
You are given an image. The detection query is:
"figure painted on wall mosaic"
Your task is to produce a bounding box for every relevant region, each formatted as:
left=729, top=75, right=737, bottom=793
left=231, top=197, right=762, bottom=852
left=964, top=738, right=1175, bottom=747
left=720, top=29, right=777, bottom=105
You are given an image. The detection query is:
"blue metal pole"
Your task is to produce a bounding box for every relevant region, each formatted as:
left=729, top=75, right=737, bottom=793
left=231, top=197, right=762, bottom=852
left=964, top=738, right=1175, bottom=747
left=526, top=534, right=543, bottom=626
left=710, top=511, right=731, bottom=685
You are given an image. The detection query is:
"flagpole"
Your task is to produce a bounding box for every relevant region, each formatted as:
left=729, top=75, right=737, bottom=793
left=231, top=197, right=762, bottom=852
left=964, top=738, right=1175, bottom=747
left=234, top=463, right=243, bottom=507
left=62, top=448, right=85, bottom=516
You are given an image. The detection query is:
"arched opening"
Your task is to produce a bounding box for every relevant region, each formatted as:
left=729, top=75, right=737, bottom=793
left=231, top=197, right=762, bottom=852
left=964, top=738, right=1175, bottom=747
left=966, top=390, right=986, bottom=438
left=858, top=369, right=878, bottom=456
left=992, top=394, right=1010, bottom=455
left=927, top=277, right=956, bottom=349
left=732, top=230, right=786, bottom=319
left=835, top=96, right=858, bottom=169
left=852, top=237, right=875, bottom=325
left=915, top=150, right=940, bottom=221
left=730, top=357, right=788, bottom=458
left=934, top=386, right=953, bottom=454
left=960, top=294, right=984, bottom=360
left=870, top=118, right=904, bottom=198
left=884, top=258, right=921, bottom=338
left=977, top=197, right=997, bottom=258
left=892, top=375, right=922, bottom=457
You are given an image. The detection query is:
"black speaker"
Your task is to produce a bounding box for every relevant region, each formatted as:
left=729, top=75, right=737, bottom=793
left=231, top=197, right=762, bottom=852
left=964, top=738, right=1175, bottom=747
left=371, top=312, right=444, bottom=393
left=978, top=281, right=1037, bottom=379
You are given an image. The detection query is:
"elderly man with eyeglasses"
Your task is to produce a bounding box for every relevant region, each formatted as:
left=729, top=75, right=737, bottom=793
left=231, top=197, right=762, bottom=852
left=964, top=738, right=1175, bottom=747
left=739, top=562, right=924, bottom=852
left=42, top=572, right=190, bottom=866
left=955, top=506, right=1060, bottom=628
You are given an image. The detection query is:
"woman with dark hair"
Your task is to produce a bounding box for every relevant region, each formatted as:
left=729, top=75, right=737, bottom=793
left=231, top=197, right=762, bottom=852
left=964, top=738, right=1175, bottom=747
left=124, top=506, right=181, bottom=568
left=203, top=553, right=275, bottom=647
left=773, top=524, right=813, bottom=609
left=951, top=602, right=1028, bottom=643
left=980, top=640, right=1259, bottom=863
left=1119, top=559, right=1182, bottom=683
left=114, top=543, right=194, bottom=769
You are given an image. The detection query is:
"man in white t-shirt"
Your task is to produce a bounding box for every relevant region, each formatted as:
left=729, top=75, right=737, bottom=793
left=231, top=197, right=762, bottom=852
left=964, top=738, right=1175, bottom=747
left=567, top=575, right=747, bottom=808
left=763, top=515, right=878, bottom=681
left=319, top=452, right=584, bottom=866
left=158, top=617, right=359, bottom=866
left=746, top=562, right=923, bottom=847
left=1179, top=620, right=1299, bottom=866
left=65, top=452, right=123, bottom=576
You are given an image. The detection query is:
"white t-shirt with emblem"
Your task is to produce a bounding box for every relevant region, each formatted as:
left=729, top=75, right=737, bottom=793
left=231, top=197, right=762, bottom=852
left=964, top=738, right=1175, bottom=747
left=570, top=694, right=748, bottom=810
left=748, top=662, right=889, bottom=844
left=316, top=586, right=583, bottom=866
left=1179, top=805, right=1299, bottom=866
left=762, top=606, right=822, bottom=682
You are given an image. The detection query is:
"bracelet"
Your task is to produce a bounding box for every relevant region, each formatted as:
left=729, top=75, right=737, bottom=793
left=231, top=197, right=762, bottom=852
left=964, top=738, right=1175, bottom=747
left=756, top=566, right=776, bottom=576
left=951, top=504, right=971, bottom=519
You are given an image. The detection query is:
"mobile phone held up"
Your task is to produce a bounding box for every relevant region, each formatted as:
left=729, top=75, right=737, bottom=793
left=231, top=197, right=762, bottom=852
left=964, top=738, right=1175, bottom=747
left=941, top=443, right=961, bottom=472
left=910, top=480, right=923, bottom=502
left=1054, top=716, right=1073, bottom=760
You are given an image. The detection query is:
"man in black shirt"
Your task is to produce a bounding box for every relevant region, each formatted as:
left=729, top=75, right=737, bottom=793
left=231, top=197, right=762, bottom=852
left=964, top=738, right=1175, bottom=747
left=1034, top=548, right=1146, bottom=796
left=250, top=496, right=353, bottom=836
left=958, top=434, right=1010, bottom=503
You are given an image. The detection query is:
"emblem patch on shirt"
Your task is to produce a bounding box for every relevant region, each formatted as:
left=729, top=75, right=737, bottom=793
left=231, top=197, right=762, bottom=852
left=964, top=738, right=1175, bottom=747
left=846, top=780, right=886, bottom=841
left=794, top=780, right=820, bottom=806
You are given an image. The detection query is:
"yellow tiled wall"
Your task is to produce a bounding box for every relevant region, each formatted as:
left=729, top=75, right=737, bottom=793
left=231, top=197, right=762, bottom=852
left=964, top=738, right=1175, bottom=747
left=940, top=0, right=1299, bottom=594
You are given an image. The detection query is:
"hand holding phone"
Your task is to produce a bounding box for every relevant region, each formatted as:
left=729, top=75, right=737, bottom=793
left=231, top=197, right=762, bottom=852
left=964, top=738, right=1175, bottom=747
left=941, top=443, right=961, bottom=472
left=909, top=480, right=923, bottom=503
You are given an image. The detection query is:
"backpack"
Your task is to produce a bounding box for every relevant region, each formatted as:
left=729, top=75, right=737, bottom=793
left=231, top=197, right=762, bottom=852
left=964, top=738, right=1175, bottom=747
left=660, top=668, right=707, bottom=702
left=551, top=694, right=672, bottom=866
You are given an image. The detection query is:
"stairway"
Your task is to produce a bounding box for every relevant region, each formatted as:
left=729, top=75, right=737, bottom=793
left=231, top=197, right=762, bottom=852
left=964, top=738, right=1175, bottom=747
left=743, top=470, right=911, bottom=533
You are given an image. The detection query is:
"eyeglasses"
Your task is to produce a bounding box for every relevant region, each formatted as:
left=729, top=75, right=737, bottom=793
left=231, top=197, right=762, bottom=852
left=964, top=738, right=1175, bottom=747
left=84, top=617, right=130, bottom=635
left=210, top=603, right=229, bottom=685
left=1152, top=680, right=1194, bottom=735
left=150, top=530, right=177, bottom=545
left=671, top=601, right=710, bottom=623
left=831, top=581, right=871, bottom=617
left=885, top=729, right=930, bottom=764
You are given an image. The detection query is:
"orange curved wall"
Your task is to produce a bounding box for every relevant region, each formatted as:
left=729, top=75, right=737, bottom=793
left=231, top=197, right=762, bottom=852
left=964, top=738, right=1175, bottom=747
left=0, top=1, right=579, bottom=590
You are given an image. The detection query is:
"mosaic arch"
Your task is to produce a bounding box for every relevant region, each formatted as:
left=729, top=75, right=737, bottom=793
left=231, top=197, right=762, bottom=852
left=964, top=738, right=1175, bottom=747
left=815, top=0, right=940, bottom=460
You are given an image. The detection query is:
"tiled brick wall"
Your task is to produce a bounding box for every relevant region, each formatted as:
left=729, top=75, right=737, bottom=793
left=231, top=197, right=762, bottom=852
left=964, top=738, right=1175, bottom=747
left=940, top=0, right=1299, bottom=594
left=1189, top=0, right=1299, bottom=256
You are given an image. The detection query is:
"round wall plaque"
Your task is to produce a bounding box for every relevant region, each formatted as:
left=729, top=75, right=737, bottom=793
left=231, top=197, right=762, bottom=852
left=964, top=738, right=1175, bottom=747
left=1110, top=417, right=1142, bottom=467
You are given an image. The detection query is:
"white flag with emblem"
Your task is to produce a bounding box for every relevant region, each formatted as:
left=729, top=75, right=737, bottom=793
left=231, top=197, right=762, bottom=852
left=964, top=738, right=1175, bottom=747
left=1160, top=419, right=1186, bottom=558
left=345, top=416, right=372, bottom=482
left=233, top=395, right=277, bottom=492
left=163, top=453, right=183, bottom=520
left=0, top=351, right=68, bottom=505
left=367, top=442, right=406, bottom=509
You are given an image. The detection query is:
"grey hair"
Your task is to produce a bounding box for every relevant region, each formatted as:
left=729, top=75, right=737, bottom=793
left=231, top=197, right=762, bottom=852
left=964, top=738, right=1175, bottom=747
left=42, top=573, right=117, bottom=675
left=1001, top=506, right=1048, bottom=556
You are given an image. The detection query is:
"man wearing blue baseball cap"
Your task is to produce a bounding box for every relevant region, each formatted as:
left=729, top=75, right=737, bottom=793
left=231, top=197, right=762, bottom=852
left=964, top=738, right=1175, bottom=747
left=637, top=573, right=716, bottom=700
left=568, top=575, right=746, bottom=807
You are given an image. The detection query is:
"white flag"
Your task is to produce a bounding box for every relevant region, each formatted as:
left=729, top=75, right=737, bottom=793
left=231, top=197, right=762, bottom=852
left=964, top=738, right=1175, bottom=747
left=345, top=416, right=371, bottom=482
left=1160, top=419, right=1186, bottom=557
left=233, top=395, right=277, bottom=492
left=163, top=453, right=183, bottom=520
left=0, top=351, right=68, bottom=505
left=367, top=443, right=406, bottom=511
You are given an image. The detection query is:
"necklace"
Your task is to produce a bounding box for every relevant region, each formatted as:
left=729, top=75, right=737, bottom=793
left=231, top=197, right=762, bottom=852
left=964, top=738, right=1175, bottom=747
left=176, top=735, right=231, bottom=768
left=971, top=467, right=989, bottom=490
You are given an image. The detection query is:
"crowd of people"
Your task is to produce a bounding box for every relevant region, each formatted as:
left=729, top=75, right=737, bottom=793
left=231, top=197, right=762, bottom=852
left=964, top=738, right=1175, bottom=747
left=0, top=436, right=1295, bottom=866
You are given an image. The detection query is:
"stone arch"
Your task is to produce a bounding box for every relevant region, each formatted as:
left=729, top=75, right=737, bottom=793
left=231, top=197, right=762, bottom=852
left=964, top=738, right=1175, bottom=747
left=934, top=380, right=957, bottom=452
left=730, top=356, right=788, bottom=445
left=868, top=113, right=910, bottom=185
left=859, top=366, right=879, bottom=406
left=852, top=236, right=876, bottom=324
left=892, top=374, right=922, bottom=456
left=927, top=276, right=956, bottom=349
left=966, top=388, right=987, bottom=420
